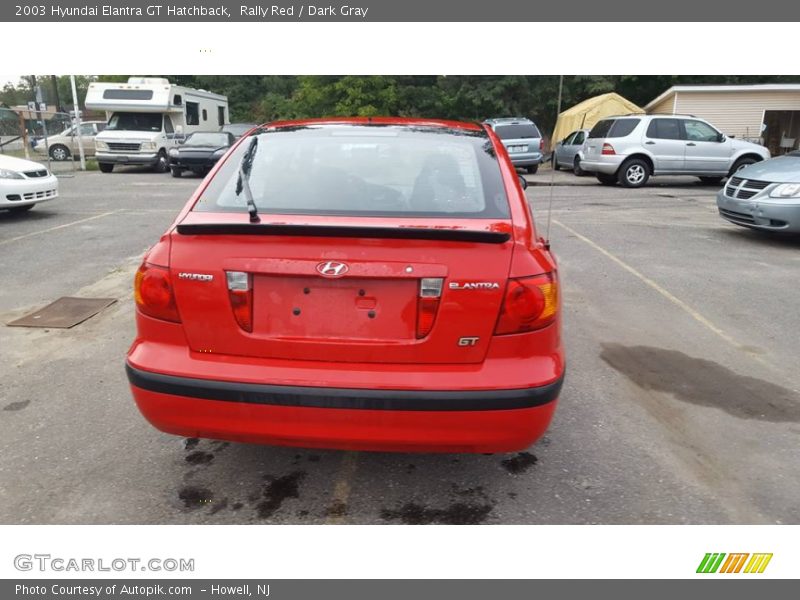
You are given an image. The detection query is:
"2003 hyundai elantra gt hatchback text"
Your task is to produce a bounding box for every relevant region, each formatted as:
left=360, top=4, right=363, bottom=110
left=125, top=118, right=565, bottom=453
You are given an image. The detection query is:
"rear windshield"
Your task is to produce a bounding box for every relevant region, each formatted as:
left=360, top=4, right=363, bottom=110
left=493, top=123, right=540, bottom=140
left=588, top=118, right=640, bottom=139
left=223, top=123, right=257, bottom=136
left=194, top=125, right=510, bottom=219
left=184, top=133, right=230, bottom=147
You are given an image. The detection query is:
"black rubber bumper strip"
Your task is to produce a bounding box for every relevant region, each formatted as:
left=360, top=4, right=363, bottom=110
left=126, top=363, right=564, bottom=412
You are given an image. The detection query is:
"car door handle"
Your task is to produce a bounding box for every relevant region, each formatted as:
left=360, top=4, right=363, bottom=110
left=686, top=142, right=697, bottom=146
left=645, top=141, right=655, bottom=145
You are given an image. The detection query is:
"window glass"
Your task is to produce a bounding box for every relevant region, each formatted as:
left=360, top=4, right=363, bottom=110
left=607, top=119, right=640, bottom=138
left=195, top=125, right=510, bottom=219
left=562, top=132, right=576, bottom=145
left=572, top=131, right=586, bottom=145
left=202, top=109, right=208, bottom=122
left=494, top=123, right=540, bottom=139
left=106, top=112, right=162, bottom=132
left=185, top=102, right=199, bottom=126
left=79, top=123, right=96, bottom=136
left=588, top=120, right=614, bottom=138
left=183, top=132, right=230, bottom=147
left=102, top=89, right=153, bottom=100
left=163, top=116, right=174, bottom=134
left=684, top=120, right=719, bottom=142
left=646, top=118, right=682, bottom=140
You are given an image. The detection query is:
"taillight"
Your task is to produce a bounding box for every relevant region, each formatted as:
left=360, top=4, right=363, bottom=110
left=416, top=277, right=443, bottom=339
left=226, top=271, right=253, bottom=332
left=539, top=138, right=544, bottom=151
left=134, top=263, right=181, bottom=323
left=602, top=143, right=616, bottom=155
left=494, top=273, right=558, bottom=335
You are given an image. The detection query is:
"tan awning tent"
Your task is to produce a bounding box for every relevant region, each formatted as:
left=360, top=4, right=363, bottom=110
left=551, top=92, right=643, bottom=145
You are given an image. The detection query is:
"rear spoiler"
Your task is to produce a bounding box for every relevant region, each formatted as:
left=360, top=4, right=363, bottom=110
left=176, top=223, right=511, bottom=244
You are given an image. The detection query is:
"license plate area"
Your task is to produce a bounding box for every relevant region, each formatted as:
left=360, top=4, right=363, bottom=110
left=253, top=275, right=417, bottom=340
left=508, top=145, right=526, bottom=153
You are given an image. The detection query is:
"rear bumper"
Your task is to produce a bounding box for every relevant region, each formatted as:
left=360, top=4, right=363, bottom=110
left=170, top=158, right=216, bottom=171
left=508, top=152, right=543, bottom=167
left=127, top=363, right=562, bottom=453
left=580, top=156, right=624, bottom=174
left=127, top=307, right=564, bottom=452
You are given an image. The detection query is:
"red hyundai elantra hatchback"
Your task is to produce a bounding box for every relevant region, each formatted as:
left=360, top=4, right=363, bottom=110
left=126, top=117, right=564, bottom=453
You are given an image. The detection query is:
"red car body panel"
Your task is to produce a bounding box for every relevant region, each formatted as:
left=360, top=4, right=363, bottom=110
left=126, top=117, right=565, bottom=453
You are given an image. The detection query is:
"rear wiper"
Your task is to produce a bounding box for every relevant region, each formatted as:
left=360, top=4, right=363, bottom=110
left=235, top=135, right=260, bottom=223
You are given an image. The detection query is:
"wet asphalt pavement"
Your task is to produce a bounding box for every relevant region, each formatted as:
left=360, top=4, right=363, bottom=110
left=1, top=167, right=799, bottom=524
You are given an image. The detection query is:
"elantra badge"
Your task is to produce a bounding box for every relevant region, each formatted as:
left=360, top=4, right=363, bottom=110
left=316, top=261, right=349, bottom=277
left=449, top=281, right=500, bottom=290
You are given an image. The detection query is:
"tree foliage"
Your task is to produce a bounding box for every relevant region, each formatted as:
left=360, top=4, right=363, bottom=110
left=5, top=75, right=799, bottom=139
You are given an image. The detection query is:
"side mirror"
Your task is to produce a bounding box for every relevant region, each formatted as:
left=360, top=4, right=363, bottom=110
left=518, top=175, right=528, bottom=190
left=717, top=133, right=726, bottom=143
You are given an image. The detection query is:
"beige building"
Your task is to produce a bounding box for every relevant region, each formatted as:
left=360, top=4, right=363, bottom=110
left=645, top=84, right=800, bottom=155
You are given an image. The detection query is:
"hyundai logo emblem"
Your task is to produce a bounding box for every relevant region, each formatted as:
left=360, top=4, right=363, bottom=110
left=316, top=261, right=349, bottom=277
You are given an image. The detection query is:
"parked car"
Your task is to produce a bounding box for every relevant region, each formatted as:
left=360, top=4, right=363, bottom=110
left=33, top=121, right=106, bottom=161
left=484, top=117, right=545, bottom=174
left=717, top=151, right=800, bottom=233
left=552, top=128, right=590, bottom=175
left=221, top=123, right=258, bottom=139
left=580, top=115, right=770, bottom=188
left=168, top=131, right=235, bottom=177
left=126, top=117, right=564, bottom=453
left=0, top=154, right=59, bottom=213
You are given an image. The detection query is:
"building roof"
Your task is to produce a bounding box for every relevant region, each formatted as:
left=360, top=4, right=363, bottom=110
left=644, top=84, right=800, bottom=111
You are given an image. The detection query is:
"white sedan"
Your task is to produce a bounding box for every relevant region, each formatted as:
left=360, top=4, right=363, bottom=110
left=0, top=154, right=59, bottom=213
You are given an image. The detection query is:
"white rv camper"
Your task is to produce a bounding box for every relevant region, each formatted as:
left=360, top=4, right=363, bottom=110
left=85, top=77, right=229, bottom=173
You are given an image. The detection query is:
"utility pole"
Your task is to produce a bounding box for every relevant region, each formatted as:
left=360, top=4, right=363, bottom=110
left=51, top=75, right=63, bottom=113
left=70, top=75, right=86, bottom=170
left=30, top=75, right=52, bottom=172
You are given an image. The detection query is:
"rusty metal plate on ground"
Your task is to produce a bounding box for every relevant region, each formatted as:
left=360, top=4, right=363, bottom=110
left=6, top=297, right=116, bottom=328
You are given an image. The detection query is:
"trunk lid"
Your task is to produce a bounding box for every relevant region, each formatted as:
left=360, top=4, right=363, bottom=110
left=169, top=212, right=514, bottom=364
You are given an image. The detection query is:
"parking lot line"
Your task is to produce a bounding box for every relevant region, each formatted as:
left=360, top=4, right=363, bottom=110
left=552, top=218, right=788, bottom=382
left=0, top=210, right=122, bottom=247
left=325, top=451, right=359, bottom=524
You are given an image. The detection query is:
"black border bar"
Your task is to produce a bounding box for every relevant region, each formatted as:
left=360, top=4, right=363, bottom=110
left=176, top=223, right=511, bottom=244
left=125, top=363, right=563, bottom=411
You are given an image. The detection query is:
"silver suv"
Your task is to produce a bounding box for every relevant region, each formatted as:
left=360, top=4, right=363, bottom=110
left=580, top=115, right=770, bottom=188
left=484, top=118, right=544, bottom=174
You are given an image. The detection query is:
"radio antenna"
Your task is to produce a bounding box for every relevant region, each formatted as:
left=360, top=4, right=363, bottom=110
left=544, top=75, right=564, bottom=247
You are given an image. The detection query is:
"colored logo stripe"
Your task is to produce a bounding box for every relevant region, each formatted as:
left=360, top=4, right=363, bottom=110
left=719, top=553, right=749, bottom=573
left=744, top=553, right=773, bottom=574
left=697, top=553, right=772, bottom=574
left=697, top=553, right=726, bottom=573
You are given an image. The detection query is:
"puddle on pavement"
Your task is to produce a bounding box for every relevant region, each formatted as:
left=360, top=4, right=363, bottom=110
left=600, top=343, right=800, bottom=423
left=501, top=452, right=538, bottom=474
left=380, top=502, right=493, bottom=525
left=256, top=471, right=307, bottom=519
